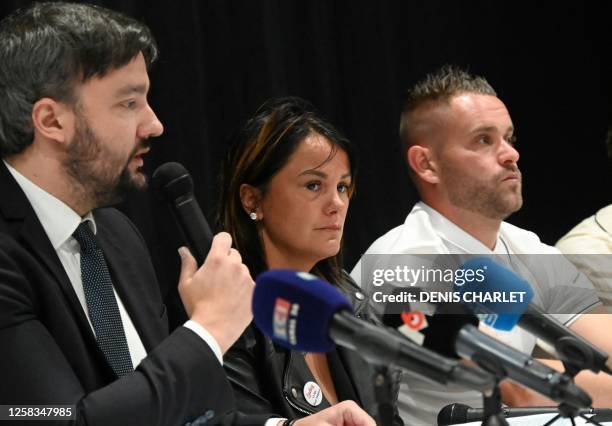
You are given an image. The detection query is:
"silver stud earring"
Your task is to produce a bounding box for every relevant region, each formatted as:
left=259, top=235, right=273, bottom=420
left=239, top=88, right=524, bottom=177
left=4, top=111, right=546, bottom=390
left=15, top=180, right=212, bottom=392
left=249, top=211, right=257, bottom=221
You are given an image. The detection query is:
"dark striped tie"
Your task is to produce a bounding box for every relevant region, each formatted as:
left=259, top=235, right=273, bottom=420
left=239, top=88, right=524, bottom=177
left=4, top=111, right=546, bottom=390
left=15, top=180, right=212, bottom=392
left=73, top=221, right=133, bottom=377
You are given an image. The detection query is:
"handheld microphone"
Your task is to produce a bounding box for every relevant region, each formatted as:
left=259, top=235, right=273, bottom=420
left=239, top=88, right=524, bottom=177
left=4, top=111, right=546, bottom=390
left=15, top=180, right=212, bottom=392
left=151, top=162, right=213, bottom=265
left=437, top=403, right=612, bottom=425
left=253, top=269, right=495, bottom=392
left=459, top=257, right=611, bottom=374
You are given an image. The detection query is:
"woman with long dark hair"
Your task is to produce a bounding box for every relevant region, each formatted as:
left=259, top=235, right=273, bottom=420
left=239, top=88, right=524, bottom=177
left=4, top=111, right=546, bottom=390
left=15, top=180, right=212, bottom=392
left=217, top=97, right=402, bottom=425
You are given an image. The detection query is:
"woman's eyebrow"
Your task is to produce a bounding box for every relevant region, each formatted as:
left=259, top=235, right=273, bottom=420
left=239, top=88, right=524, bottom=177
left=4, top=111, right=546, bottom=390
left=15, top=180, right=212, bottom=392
left=298, top=170, right=351, bottom=179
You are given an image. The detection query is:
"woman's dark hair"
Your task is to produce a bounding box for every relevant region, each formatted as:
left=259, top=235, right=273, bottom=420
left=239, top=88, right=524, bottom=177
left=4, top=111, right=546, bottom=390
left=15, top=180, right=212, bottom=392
left=217, top=96, right=357, bottom=288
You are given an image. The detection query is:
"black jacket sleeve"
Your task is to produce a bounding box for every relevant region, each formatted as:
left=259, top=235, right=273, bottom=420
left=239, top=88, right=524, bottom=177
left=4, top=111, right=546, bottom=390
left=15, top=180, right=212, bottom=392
left=0, top=236, right=235, bottom=426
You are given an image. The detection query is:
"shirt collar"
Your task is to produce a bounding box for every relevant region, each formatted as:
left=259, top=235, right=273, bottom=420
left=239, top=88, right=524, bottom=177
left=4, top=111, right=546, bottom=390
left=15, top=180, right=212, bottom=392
left=3, top=160, right=97, bottom=249
left=416, top=201, right=508, bottom=255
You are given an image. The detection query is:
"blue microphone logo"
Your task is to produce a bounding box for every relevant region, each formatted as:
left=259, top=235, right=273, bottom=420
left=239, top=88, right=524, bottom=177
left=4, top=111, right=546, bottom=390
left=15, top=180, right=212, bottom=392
left=273, top=297, right=299, bottom=346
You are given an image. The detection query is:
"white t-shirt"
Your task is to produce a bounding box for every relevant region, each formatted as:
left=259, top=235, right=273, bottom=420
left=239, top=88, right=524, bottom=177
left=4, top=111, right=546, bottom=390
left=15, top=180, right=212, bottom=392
left=556, top=204, right=612, bottom=307
left=351, top=201, right=601, bottom=426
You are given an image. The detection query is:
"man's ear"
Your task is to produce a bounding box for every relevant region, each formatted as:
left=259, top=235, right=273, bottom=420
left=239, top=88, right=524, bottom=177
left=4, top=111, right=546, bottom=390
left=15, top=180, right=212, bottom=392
left=31, top=98, right=74, bottom=146
left=407, top=145, right=440, bottom=184
left=239, top=183, right=263, bottom=220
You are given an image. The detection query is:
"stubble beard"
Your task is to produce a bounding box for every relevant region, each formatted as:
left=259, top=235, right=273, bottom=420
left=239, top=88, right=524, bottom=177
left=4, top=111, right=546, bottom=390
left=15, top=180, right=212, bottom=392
left=445, top=166, right=523, bottom=221
left=64, top=113, right=149, bottom=210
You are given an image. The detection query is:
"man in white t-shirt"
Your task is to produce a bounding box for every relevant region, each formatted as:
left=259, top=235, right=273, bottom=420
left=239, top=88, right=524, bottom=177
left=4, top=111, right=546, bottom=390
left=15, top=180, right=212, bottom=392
left=556, top=130, right=612, bottom=308
left=351, top=66, right=612, bottom=426
left=556, top=204, right=612, bottom=307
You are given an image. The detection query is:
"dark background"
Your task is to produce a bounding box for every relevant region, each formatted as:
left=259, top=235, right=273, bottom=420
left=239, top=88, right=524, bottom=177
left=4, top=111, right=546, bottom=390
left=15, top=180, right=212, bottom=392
left=2, top=1, right=610, bottom=320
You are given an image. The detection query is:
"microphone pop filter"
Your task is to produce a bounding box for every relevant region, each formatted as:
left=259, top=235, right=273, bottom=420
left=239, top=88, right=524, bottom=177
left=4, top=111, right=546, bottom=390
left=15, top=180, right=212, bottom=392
left=457, top=257, right=534, bottom=330
left=381, top=286, right=478, bottom=358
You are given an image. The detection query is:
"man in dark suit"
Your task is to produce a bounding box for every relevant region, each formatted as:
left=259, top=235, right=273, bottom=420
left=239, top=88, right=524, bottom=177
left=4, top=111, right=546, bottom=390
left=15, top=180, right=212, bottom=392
left=0, top=2, right=256, bottom=425
left=0, top=3, right=375, bottom=426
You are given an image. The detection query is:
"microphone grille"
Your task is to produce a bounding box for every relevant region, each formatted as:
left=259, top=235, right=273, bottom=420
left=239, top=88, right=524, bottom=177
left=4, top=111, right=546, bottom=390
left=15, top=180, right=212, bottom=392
left=437, top=403, right=471, bottom=425
left=152, top=162, right=193, bottom=201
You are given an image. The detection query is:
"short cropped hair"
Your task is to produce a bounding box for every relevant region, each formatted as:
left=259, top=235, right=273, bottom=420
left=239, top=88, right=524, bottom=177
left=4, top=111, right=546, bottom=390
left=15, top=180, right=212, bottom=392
left=0, top=2, right=158, bottom=157
left=399, top=66, right=496, bottom=155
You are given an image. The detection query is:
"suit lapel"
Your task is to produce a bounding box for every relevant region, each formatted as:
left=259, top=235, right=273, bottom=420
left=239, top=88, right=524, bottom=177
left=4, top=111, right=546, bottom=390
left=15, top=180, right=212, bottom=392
left=0, top=162, right=98, bottom=349
left=1, top=162, right=163, bottom=357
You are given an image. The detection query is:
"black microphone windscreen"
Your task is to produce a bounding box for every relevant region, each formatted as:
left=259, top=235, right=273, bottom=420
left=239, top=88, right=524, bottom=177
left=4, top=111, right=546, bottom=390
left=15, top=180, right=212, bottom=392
left=152, top=162, right=193, bottom=201
left=423, top=314, right=478, bottom=359
left=437, top=403, right=470, bottom=426
left=381, top=286, right=478, bottom=359
left=151, top=162, right=213, bottom=264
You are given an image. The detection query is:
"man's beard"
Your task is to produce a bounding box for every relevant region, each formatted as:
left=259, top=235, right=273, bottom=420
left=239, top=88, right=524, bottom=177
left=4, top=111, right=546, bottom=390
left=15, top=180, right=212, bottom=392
left=442, top=163, right=523, bottom=221
left=64, top=114, right=149, bottom=209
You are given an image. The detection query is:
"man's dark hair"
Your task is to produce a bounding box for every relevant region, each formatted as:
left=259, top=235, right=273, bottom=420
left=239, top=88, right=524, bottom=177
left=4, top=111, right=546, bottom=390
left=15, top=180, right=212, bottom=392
left=0, top=2, right=158, bottom=157
left=399, top=65, right=497, bottom=155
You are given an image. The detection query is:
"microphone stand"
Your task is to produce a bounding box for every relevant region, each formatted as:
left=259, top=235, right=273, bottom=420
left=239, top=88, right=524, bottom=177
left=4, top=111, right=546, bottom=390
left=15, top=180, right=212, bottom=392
left=541, top=401, right=604, bottom=425
left=481, top=380, right=509, bottom=426
left=541, top=356, right=604, bottom=426
left=372, top=366, right=395, bottom=425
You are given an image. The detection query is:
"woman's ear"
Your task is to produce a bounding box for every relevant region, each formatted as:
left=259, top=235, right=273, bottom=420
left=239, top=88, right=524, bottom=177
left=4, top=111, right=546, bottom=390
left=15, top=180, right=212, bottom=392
left=239, top=183, right=263, bottom=220
left=407, top=145, right=440, bottom=184
left=31, top=97, right=74, bottom=147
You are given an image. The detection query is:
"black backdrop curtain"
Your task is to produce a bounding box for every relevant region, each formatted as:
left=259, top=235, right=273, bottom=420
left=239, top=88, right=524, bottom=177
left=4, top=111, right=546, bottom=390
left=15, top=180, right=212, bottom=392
left=1, top=1, right=610, bottom=327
